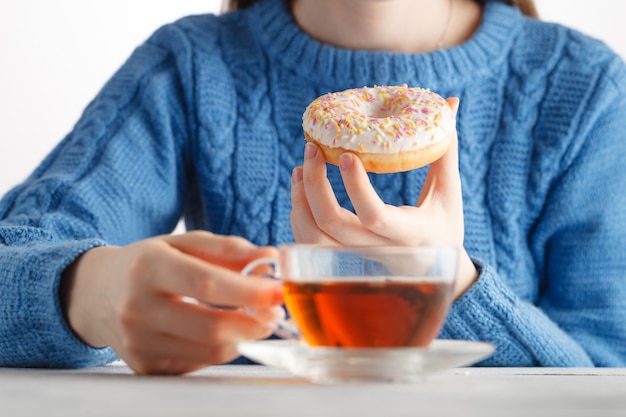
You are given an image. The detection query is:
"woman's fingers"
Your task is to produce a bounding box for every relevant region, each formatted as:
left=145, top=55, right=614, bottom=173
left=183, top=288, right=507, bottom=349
left=162, top=231, right=277, bottom=271
left=446, top=97, right=460, bottom=116
left=137, top=238, right=283, bottom=310
left=295, top=97, right=462, bottom=245
left=64, top=233, right=285, bottom=376
left=418, top=97, right=462, bottom=208
left=300, top=143, right=355, bottom=233
left=290, top=166, right=337, bottom=244
left=337, top=152, right=393, bottom=233
left=145, top=297, right=274, bottom=345
left=298, top=142, right=425, bottom=243
left=123, top=329, right=243, bottom=375
left=337, top=151, right=434, bottom=242
left=298, top=143, right=384, bottom=245
left=121, top=299, right=272, bottom=362
left=111, top=235, right=280, bottom=374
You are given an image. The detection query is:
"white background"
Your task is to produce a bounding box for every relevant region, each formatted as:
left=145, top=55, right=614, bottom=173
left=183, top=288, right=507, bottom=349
left=1, top=0, right=625, bottom=198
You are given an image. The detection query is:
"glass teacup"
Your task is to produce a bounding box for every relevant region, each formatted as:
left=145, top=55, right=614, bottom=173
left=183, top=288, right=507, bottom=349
left=244, top=244, right=458, bottom=349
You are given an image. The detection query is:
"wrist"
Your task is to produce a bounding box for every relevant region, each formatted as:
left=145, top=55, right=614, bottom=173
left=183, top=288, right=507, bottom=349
left=60, top=246, right=117, bottom=348
left=453, top=249, right=478, bottom=299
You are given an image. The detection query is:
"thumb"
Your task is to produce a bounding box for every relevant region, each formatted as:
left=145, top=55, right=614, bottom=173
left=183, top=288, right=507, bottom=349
left=417, top=97, right=461, bottom=208
left=446, top=97, right=460, bottom=114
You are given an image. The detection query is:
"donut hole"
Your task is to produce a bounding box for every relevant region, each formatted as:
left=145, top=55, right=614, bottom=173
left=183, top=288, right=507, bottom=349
left=359, top=100, right=400, bottom=120
left=368, top=108, right=395, bottom=119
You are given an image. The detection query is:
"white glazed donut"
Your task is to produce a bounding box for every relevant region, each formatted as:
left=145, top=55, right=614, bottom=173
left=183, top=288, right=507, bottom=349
left=302, top=85, right=455, bottom=173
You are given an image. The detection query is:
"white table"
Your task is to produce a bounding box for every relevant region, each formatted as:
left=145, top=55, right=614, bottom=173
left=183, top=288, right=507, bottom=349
left=1, top=363, right=625, bottom=417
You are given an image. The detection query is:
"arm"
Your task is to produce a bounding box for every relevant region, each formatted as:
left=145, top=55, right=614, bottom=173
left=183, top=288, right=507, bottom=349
left=291, top=98, right=478, bottom=296
left=0, top=24, right=283, bottom=371
left=0, top=28, right=188, bottom=368
left=443, top=91, right=626, bottom=366
left=292, top=90, right=626, bottom=366
left=61, top=232, right=282, bottom=374
left=440, top=258, right=595, bottom=366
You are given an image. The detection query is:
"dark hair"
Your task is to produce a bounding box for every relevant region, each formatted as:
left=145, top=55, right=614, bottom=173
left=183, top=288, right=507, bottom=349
left=223, top=0, right=539, bottom=18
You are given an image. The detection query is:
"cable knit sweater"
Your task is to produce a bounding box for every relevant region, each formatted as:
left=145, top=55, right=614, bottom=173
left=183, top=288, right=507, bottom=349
left=1, top=0, right=626, bottom=369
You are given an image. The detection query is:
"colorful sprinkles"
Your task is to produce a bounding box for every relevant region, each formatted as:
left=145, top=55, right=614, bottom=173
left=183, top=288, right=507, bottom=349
left=302, top=85, right=455, bottom=154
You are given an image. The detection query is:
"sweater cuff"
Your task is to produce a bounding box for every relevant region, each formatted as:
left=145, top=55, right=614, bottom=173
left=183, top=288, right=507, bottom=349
left=439, top=257, right=593, bottom=366
left=2, top=239, right=117, bottom=368
left=439, top=257, right=536, bottom=365
left=442, top=257, right=514, bottom=340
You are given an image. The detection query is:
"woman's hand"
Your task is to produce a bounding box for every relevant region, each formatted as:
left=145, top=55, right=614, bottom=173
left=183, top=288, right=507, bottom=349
left=290, top=98, right=477, bottom=297
left=60, top=231, right=282, bottom=375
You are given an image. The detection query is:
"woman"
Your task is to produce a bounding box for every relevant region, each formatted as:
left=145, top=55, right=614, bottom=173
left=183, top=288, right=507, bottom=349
left=1, top=0, right=625, bottom=374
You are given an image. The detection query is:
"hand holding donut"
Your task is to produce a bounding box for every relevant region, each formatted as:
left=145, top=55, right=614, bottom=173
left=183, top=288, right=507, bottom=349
left=302, top=85, right=455, bottom=173
left=291, top=91, right=477, bottom=297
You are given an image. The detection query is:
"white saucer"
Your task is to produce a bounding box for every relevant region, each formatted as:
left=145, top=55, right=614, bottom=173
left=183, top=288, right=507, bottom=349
left=237, top=339, right=495, bottom=384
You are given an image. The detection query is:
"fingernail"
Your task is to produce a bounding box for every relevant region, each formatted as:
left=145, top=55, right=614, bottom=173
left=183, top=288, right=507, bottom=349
left=304, top=143, right=318, bottom=160
left=291, top=167, right=303, bottom=184
left=447, top=97, right=460, bottom=116
left=339, top=153, right=354, bottom=170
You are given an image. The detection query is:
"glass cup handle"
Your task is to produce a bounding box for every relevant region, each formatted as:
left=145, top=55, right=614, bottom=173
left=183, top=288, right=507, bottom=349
left=240, top=258, right=300, bottom=340
left=240, top=257, right=280, bottom=278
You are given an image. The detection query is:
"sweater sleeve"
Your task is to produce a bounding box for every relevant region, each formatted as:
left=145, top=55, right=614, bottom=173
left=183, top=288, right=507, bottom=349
left=0, top=24, right=194, bottom=368
left=441, top=62, right=626, bottom=367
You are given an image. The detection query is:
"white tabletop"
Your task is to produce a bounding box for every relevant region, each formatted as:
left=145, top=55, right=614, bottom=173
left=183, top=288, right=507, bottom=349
left=1, top=363, right=625, bottom=417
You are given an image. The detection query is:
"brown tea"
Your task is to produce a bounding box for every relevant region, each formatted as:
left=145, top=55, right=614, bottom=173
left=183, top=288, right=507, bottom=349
left=283, top=279, right=453, bottom=348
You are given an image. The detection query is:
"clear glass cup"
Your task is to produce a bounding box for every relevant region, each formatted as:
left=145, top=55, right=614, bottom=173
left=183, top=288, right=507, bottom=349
left=244, top=244, right=459, bottom=349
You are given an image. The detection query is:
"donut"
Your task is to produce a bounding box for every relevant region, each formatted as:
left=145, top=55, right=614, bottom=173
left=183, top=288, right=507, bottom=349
left=302, top=85, right=455, bottom=173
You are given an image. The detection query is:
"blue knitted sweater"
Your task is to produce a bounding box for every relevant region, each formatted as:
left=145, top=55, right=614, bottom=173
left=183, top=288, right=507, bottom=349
left=1, top=0, right=626, bottom=368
